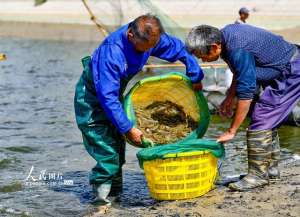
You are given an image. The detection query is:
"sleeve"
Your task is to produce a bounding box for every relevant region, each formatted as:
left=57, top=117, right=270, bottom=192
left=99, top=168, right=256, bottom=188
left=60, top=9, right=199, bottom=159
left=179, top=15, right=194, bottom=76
left=150, top=33, right=204, bottom=83
left=227, top=49, right=256, bottom=99
left=92, top=44, right=133, bottom=134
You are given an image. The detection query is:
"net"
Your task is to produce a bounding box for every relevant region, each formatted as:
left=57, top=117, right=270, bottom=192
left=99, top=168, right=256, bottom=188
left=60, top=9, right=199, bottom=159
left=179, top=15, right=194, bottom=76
left=137, top=139, right=224, bottom=168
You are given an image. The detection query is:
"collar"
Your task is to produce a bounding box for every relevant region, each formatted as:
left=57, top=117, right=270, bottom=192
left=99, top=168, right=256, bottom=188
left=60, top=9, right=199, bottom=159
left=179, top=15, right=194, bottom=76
left=121, top=23, right=133, bottom=50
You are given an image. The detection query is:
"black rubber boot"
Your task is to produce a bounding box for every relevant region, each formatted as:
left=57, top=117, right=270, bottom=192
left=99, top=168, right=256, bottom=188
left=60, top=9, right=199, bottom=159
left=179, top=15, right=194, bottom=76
left=268, top=129, right=280, bottom=181
left=229, top=129, right=272, bottom=191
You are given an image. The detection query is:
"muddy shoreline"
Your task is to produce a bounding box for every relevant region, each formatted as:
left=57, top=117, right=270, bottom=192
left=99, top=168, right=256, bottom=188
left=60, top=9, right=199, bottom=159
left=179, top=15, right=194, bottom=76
left=92, top=159, right=300, bottom=217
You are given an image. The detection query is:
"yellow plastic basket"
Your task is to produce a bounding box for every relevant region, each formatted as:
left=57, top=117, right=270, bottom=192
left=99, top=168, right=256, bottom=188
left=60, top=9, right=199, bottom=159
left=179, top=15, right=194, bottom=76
left=143, top=150, right=218, bottom=200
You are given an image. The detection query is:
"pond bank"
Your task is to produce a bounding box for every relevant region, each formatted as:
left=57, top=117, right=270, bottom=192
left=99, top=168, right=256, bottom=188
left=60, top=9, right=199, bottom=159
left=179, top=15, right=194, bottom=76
left=1, top=21, right=300, bottom=43
left=90, top=159, right=300, bottom=217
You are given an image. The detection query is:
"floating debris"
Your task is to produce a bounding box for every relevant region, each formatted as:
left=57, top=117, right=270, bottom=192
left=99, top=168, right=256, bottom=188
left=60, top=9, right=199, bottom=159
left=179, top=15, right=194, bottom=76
left=5, top=146, right=38, bottom=153
left=0, top=158, right=21, bottom=169
left=0, top=182, right=23, bottom=193
left=34, top=0, right=47, bottom=7
left=0, top=159, right=13, bottom=169
left=135, top=100, right=198, bottom=144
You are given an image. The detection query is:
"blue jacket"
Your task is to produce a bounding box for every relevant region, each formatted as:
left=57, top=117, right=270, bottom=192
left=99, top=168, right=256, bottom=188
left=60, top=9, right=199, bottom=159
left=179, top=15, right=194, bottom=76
left=91, top=24, right=203, bottom=134
left=221, top=24, right=296, bottom=99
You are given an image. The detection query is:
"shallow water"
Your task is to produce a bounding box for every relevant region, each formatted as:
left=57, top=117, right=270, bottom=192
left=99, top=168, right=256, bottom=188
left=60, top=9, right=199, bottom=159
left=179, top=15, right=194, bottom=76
left=0, top=37, right=299, bottom=217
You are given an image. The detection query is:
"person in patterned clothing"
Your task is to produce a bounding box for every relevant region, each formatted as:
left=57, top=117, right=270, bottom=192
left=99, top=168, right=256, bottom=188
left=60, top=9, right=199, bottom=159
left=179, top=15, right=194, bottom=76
left=185, top=24, right=300, bottom=191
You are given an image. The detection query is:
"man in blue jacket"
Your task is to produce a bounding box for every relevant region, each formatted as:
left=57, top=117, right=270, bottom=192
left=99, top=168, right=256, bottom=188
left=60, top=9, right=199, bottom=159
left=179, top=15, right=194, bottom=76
left=74, top=14, right=203, bottom=205
left=186, top=24, right=300, bottom=191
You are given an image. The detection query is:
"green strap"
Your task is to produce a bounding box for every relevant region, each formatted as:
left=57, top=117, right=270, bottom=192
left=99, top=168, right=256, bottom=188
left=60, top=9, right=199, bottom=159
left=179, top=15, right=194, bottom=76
left=136, top=139, right=225, bottom=169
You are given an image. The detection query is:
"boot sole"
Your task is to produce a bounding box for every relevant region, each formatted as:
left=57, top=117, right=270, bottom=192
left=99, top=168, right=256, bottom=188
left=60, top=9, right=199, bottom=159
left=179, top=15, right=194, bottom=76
left=228, top=182, right=268, bottom=192
left=269, top=178, right=280, bottom=183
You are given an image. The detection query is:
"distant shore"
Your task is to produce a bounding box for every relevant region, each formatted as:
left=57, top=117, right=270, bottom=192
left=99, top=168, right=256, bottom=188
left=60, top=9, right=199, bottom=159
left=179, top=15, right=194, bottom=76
left=0, top=21, right=104, bottom=42
left=1, top=21, right=300, bottom=43
left=1, top=0, right=300, bottom=42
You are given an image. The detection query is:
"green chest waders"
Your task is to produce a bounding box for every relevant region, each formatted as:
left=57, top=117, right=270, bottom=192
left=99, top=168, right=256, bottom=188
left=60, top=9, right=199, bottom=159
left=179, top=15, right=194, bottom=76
left=74, top=56, right=131, bottom=194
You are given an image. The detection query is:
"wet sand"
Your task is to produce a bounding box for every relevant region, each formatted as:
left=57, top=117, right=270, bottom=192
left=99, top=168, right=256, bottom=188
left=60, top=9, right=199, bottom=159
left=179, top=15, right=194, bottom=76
left=100, top=160, right=300, bottom=217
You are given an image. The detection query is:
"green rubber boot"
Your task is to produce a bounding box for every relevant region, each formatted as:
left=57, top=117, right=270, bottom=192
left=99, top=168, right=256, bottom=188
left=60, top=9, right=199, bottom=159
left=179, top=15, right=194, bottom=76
left=92, top=169, right=123, bottom=206
left=268, top=129, right=280, bottom=181
left=109, top=169, right=123, bottom=197
left=91, top=183, right=113, bottom=215
left=92, top=183, right=112, bottom=206
left=229, top=129, right=272, bottom=191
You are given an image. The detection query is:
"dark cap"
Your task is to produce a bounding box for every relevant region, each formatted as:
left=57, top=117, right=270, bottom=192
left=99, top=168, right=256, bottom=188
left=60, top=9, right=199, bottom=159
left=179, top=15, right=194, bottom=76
left=239, top=7, right=250, bottom=14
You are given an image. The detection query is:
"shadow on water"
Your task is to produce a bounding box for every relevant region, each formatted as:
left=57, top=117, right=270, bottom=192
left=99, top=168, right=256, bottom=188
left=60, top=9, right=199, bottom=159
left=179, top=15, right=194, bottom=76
left=278, top=125, right=300, bottom=154
left=50, top=171, right=93, bottom=204
left=46, top=169, right=159, bottom=217
left=121, top=171, right=156, bottom=208
left=49, top=170, right=156, bottom=207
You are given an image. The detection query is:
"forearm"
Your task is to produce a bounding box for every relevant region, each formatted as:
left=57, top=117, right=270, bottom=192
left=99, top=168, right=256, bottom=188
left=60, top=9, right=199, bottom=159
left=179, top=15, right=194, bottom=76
left=151, top=34, right=203, bottom=83
left=179, top=50, right=203, bottom=83
left=227, top=76, right=237, bottom=98
left=100, top=99, right=133, bottom=134
left=217, top=98, right=252, bottom=142
left=219, top=77, right=237, bottom=117
left=229, top=99, right=252, bottom=133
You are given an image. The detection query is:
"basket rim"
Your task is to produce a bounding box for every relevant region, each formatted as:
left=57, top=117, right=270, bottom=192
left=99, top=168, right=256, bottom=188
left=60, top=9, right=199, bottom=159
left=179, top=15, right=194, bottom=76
left=123, top=72, right=210, bottom=147
left=162, top=150, right=210, bottom=159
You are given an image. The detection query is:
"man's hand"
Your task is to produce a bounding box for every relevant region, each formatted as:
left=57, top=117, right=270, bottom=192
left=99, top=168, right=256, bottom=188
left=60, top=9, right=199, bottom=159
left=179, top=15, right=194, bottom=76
left=217, top=129, right=236, bottom=143
left=192, top=82, right=203, bottom=91
left=126, top=127, right=143, bottom=146
left=217, top=99, right=252, bottom=143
